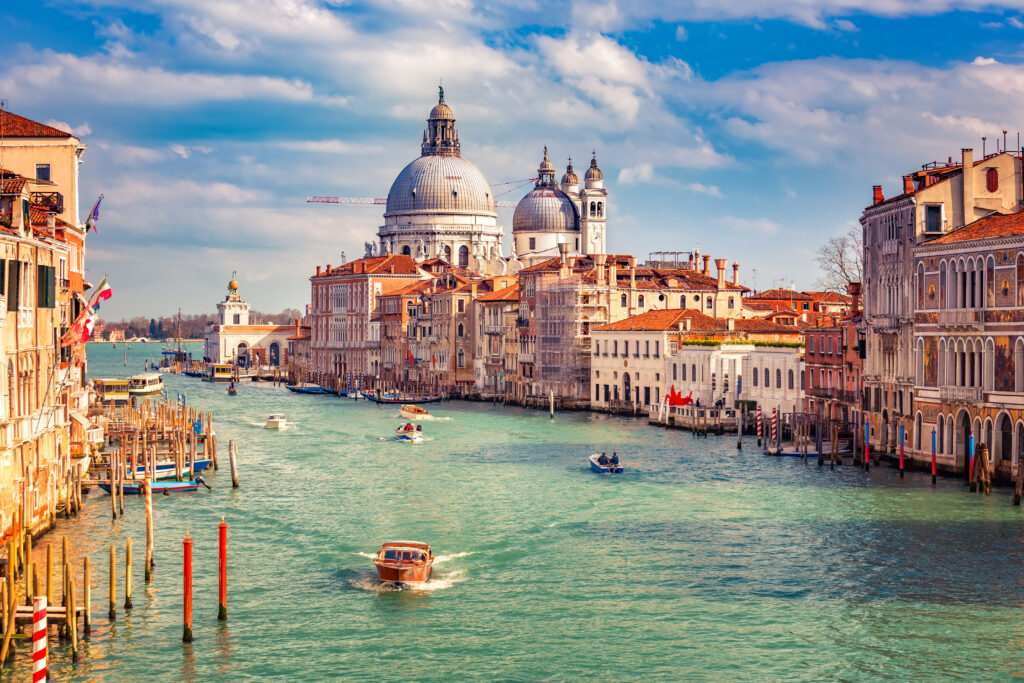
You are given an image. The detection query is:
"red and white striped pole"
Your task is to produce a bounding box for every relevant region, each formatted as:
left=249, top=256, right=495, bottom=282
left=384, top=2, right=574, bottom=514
left=771, top=407, right=778, bottom=450
left=756, top=405, right=762, bottom=447
left=32, top=596, right=47, bottom=682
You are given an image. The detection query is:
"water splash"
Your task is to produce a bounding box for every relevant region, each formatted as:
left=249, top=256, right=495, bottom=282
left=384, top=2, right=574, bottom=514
left=434, top=551, right=474, bottom=564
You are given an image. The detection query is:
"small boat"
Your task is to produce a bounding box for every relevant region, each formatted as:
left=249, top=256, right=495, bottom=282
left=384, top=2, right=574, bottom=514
left=589, top=453, right=623, bottom=473
left=395, top=424, right=423, bottom=442
left=286, top=383, right=326, bottom=394
left=265, top=414, right=287, bottom=429
left=373, top=542, right=434, bottom=585
left=128, top=372, right=164, bottom=397
left=127, top=459, right=213, bottom=479
left=98, top=479, right=200, bottom=495
left=399, top=405, right=432, bottom=420
left=227, top=382, right=237, bottom=396
left=371, top=391, right=443, bottom=405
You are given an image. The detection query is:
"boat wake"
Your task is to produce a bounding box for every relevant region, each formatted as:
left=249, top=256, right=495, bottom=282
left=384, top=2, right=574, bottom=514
left=391, top=412, right=452, bottom=421
left=433, top=551, right=474, bottom=564
left=348, top=569, right=465, bottom=593
left=250, top=421, right=297, bottom=429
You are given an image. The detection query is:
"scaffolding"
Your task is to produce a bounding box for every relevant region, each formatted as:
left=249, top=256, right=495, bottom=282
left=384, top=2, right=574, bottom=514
left=535, top=272, right=590, bottom=403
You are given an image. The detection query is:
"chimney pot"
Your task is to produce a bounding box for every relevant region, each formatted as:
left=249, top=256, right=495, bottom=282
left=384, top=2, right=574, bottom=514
left=872, top=185, right=884, bottom=205
left=903, top=175, right=914, bottom=194
left=732, top=262, right=740, bottom=286
left=715, top=258, right=727, bottom=289
left=316, top=266, right=321, bottom=276
left=702, top=254, right=711, bottom=276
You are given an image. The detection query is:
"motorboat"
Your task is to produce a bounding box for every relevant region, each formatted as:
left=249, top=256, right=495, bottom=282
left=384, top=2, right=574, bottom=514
left=98, top=480, right=201, bottom=495
left=227, top=382, right=237, bottom=396
left=373, top=542, right=434, bottom=585
left=395, top=424, right=423, bottom=442
left=127, top=458, right=212, bottom=480
left=589, top=453, right=623, bottom=473
left=265, top=414, right=287, bottom=429
left=128, top=372, right=164, bottom=397
left=399, top=405, right=432, bottom=420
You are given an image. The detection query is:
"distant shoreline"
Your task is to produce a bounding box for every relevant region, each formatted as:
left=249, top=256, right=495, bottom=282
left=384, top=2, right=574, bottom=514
left=88, top=339, right=204, bottom=343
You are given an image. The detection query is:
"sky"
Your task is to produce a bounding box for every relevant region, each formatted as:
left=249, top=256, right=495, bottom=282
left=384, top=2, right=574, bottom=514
left=6, top=1, right=1024, bottom=318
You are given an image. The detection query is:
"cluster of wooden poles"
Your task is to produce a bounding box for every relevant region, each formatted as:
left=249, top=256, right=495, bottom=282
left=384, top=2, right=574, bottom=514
left=0, top=507, right=231, bottom=676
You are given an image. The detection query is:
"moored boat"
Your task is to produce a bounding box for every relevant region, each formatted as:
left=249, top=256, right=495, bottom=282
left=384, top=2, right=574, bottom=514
left=127, top=458, right=212, bottom=479
left=589, top=453, right=623, bottom=473
left=371, top=391, right=443, bottom=404
left=98, top=479, right=201, bottom=495
left=399, top=404, right=432, bottom=420
left=373, top=542, right=434, bottom=585
left=286, top=383, right=326, bottom=394
left=265, top=414, right=287, bottom=429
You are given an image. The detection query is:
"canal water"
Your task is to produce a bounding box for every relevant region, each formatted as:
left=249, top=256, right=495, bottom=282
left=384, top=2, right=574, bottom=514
left=6, top=342, right=1023, bottom=681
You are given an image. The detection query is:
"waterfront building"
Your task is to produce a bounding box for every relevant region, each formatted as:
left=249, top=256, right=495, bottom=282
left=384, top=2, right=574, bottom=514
left=740, top=347, right=806, bottom=417
left=911, top=211, right=1024, bottom=480
left=309, top=254, right=426, bottom=386
left=285, top=318, right=312, bottom=382
left=378, top=279, right=433, bottom=389
left=475, top=281, right=519, bottom=398
left=861, top=148, right=1022, bottom=452
left=376, top=90, right=507, bottom=275
left=803, top=314, right=863, bottom=425
left=518, top=250, right=746, bottom=406
left=512, top=149, right=607, bottom=267
left=203, top=277, right=294, bottom=367
left=590, top=308, right=801, bottom=412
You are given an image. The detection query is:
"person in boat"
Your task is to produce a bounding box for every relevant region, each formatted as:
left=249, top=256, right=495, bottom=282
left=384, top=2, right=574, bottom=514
left=415, top=424, right=422, bottom=432
left=597, top=452, right=609, bottom=466
left=610, top=453, right=619, bottom=466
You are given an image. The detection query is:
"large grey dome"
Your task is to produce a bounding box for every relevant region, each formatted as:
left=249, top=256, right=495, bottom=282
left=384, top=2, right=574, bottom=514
left=385, top=154, right=496, bottom=217
left=512, top=187, right=579, bottom=233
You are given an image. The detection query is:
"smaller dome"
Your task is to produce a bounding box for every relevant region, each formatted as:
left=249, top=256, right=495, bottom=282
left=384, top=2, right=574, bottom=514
left=585, top=154, right=603, bottom=181
left=513, top=188, right=579, bottom=233
left=430, top=85, right=454, bottom=120
left=538, top=146, right=555, bottom=175
left=561, top=161, right=578, bottom=186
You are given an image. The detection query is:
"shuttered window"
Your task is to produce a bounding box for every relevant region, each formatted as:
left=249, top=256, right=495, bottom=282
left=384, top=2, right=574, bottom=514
left=36, top=265, right=56, bottom=308
left=6, top=261, right=19, bottom=311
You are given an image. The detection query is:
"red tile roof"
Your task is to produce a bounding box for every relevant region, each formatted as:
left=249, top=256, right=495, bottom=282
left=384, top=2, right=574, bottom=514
left=0, top=111, right=74, bottom=138
left=0, top=178, right=27, bottom=195
left=925, top=210, right=1024, bottom=245
left=477, top=282, right=519, bottom=302
left=805, top=290, right=852, bottom=304
left=595, top=308, right=800, bottom=335
left=746, top=288, right=813, bottom=301
left=314, top=254, right=421, bottom=277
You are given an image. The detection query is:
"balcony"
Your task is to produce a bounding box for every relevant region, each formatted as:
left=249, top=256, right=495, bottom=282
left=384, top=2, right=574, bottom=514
left=30, top=192, right=64, bottom=215
left=483, top=324, right=503, bottom=335
left=938, top=309, right=982, bottom=330
left=519, top=352, right=534, bottom=363
left=882, top=240, right=899, bottom=256
left=939, top=386, right=983, bottom=402
left=870, top=315, right=899, bottom=331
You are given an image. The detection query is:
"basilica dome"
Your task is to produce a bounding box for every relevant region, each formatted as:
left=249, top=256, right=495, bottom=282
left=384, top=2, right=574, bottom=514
left=512, top=148, right=579, bottom=233
left=385, top=154, right=495, bottom=217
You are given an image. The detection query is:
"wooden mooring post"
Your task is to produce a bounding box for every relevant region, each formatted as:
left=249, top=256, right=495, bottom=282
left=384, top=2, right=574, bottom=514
left=108, top=545, right=116, bottom=621
left=229, top=441, right=239, bottom=488
left=124, top=537, right=133, bottom=610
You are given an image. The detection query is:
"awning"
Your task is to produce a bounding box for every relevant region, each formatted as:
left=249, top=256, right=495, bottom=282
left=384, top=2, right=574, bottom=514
left=70, top=411, right=90, bottom=428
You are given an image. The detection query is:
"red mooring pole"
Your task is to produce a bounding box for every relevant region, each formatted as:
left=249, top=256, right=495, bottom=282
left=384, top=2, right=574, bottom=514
left=32, top=596, right=47, bottom=683
left=183, top=534, right=193, bottom=643
left=218, top=518, right=227, bottom=621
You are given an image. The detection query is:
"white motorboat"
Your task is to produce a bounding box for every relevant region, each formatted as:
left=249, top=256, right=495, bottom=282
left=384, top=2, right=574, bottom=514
left=265, top=414, right=287, bottom=430
left=128, top=372, right=164, bottom=397
left=395, top=424, right=423, bottom=442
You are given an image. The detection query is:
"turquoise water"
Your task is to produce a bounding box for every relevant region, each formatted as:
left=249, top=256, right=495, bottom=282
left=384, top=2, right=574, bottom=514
left=5, top=342, right=1023, bottom=681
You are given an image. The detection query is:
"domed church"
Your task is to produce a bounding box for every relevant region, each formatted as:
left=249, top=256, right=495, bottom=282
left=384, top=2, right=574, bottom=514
left=377, top=88, right=505, bottom=274
left=512, top=148, right=608, bottom=267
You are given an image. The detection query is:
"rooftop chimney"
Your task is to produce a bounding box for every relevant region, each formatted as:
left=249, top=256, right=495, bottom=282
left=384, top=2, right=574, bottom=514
left=732, top=262, right=740, bottom=286
left=316, top=266, right=321, bottom=276
left=872, top=185, right=884, bottom=205
left=847, top=282, right=862, bottom=315
left=702, top=254, right=711, bottom=276
left=961, top=147, right=974, bottom=227
left=558, top=241, right=569, bottom=266
left=903, top=175, right=914, bottom=195
left=715, top=258, right=727, bottom=289
left=594, top=253, right=607, bottom=285
left=628, top=256, right=636, bottom=289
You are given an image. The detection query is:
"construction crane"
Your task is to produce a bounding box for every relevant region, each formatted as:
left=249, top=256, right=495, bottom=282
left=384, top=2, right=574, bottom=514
left=306, top=177, right=538, bottom=209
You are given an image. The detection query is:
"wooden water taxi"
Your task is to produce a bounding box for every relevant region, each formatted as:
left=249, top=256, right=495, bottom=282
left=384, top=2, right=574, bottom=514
left=589, top=453, right=623, bottom=473
left=399, top=405, right=432, bottom=420
left=373, top=542, right=434, bottom=585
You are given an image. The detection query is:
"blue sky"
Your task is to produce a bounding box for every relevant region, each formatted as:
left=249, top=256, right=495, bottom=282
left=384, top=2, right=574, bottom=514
left=6, top=1, right=1024, bottom=318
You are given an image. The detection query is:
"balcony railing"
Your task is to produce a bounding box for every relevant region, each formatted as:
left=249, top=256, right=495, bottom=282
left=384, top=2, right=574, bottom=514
left=871, top=315, right=899, bottom=331
left=939, top=385, right=983, bottom=402
left=483, top=324, right=503, bottom=335
left=519, top=352, right=534, bottom=363
left=30, top=192, right=63, bottom=215
left=938, top=309, right=982, bottom=329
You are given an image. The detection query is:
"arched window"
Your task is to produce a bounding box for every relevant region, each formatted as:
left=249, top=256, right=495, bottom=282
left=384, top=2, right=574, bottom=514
left=940, top=262, right=947, bottom=308
left=458, top=245, right=469, bottom=268
left=457, top=323, right=464, bottom=337
left=402, top=245, right=411, bottom=256
left=680, top=296, right=686, bottom=307
left=457, top=349, right=465, bottom=368
left=987, top=167, right=999, bottom=192
left=589, top=201, right=596, bottom=216
left=728, top=297, right=734, bottom=309
left=620, top=294, right=627, bottom=307
left=788, top=369, right=794, bottom=390
left=752, top=367, right=758, bottom=386
left=915, top=412, right=922, bottom=450
left=917, top=264, right=925, bottom=309
left=638, top=295, right=645, bottom=307
left=776, top=369, right=782, bottom=388
left=763, top=368, right=769, bottom=387
left=937, top=415, right=945, bottom=453
left=673, top=364, right=677, bottom=381
left=444, top=245, right=452, bottom=263
left=692, top=364, right=697, bottom=381
left=986, top=256, right=995, bottom=307
left=597, top=202, right=603, bottom=217
left=681, top=364, right=687, bottom=381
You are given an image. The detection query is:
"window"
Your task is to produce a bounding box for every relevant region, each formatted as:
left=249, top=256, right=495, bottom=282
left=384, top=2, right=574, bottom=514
left=673, top=364, right=677, bottom=380
left=613, top=341, right=618, bottom=357
left=457, top=323, right=464, bottom=337
left=728, top=297, right=734, bottom=309
left=788, top=370, right=794, bottom=390
left=706, top=297, right=712, bottom=309
left=828, top=337, right=833, bottom=354
left=753, top=367, right=758, bottom=386
left=692, top=364, right=696, bottom=381
left=444, top=245, right=452, bottom=262
left=680, top=296, right=686, bottom=307
left=402, top=245, right=411, bottom=256
left=809, top=337, right=815, bottom=354
left=654, top=341, right=659, bottom=358
left=644, top=341, right=650, bottom=357
left=925, top=205, right=942, bottom=232
left=621, top=294, right=627, bottom=307
left=987, top=167, right=999, bottom=193
left=763, top=368, right=769, bottom=387
left=575, top=239, right=579, bottom=250
left=233, top=314, right=240, bottom=324
left=457, top=349, right=465, bottom=368
left=457, top=299, right=464, bottom=313
left=459, top=245, right=469, bottom=268
left=776, top=369, right=782, bottom=388
left=35, top=164, right=50, bottom=181
left=529, top=237, right=536, bottom=251
left=681, top=364, right=687, bottom=381
left=638, top=295, right=645, bottom=307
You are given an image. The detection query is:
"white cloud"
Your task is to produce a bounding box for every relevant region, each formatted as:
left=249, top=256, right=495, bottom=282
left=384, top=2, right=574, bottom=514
left=618, top=163, right=654, bottom=184
left=676, top=25, right=688, bottom=40
left=44, top=119, right=92, bottom=136
left=833, top=18, right=858, bottom=31
left=277, top=139, right=385, bottom=154
left=686, top=182, right=723, bottom=197
left=169, top=144, right=213, bottom=159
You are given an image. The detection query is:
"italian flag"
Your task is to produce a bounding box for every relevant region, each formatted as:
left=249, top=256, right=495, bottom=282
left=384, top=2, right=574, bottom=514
left=61, top=310, right=96, bottom=347
left=87, top=277, right=112, bottom=312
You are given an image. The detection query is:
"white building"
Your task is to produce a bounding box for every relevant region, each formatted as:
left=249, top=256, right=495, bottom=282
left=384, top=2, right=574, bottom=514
left=204, top=277, right=294, bottom=366
left=740, top=347, right=805, bottom=416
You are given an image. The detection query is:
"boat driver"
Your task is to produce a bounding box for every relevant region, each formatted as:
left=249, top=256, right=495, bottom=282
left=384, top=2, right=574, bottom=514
left=610, top=453, right=619, bottom=466
left=597, top=452, right=609, bottom=466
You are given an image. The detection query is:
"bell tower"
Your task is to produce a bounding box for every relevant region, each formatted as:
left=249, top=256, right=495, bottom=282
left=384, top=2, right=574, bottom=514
left=579, top=153, right=607, bottom=256
left=217, top=272, right=250, bottom=326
